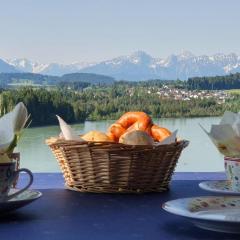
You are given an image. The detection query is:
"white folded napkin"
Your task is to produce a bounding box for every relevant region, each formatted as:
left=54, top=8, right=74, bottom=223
left=0, top=102, right=29, bottom=154
left=56, top=115, right=83, bottom=141
left=155, top=130, right=178, bottom=146
left=200, top=111, right=240, bottom=157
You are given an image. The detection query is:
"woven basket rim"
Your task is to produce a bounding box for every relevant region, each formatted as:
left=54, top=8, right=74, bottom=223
left=46, top=137, right=189, bottom=149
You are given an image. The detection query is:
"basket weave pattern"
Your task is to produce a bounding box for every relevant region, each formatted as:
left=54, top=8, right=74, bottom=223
left=46, top=139, right=189, bottom=193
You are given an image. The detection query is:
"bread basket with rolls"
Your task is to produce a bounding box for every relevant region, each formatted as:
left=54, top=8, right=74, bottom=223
left=46, top=112, right=189, bottom=193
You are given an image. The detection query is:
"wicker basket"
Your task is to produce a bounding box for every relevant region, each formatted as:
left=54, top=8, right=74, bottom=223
left=46, top=138, right=189, bottom=193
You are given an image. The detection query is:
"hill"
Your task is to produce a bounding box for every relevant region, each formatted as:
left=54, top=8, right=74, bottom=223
left=0, top=72, right=115, bottom=87
left=60, top=73, right=115, bottom=85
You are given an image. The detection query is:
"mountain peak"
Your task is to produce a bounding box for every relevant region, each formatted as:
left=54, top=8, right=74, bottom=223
left=178, top=50, right=194, bottom=59
left=130, top=50, right=151, bottom=58
left=127, top=51, right=152, bottom=64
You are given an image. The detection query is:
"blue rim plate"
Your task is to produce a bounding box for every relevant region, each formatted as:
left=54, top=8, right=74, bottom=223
left=199, top=180, right=240, bottom=195
left=0, top=189, right=42, bottom=215
left=163, top=196, right=240, bottom=233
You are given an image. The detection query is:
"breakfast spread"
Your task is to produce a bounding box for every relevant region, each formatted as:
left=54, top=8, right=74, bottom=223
left=47, top=111, right=187, bottom=194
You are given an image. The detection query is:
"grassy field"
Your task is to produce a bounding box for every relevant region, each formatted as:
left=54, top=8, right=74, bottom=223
left=226, top=89, right=240, bottom=95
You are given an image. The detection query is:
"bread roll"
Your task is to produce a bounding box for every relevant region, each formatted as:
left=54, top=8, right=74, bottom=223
left=119, top=130, right=154, bottom=145
left=82, top=130, right=113, bottom=142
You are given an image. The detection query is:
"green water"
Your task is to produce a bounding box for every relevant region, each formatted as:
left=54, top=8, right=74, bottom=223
left=16, top=117, right=223, bottom=172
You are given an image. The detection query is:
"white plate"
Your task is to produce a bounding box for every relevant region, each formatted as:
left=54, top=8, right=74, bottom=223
left=199, top=180, right=240, bottom=195
left=163, top=196, right=240, bottom=233
left=0, top=189, right=42, bottom=214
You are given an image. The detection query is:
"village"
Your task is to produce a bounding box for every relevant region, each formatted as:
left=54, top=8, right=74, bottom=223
left=144, top=85, right=232, bottom=104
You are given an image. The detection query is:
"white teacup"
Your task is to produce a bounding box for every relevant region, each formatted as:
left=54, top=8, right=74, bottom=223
left=224, top=157, right=240, bottom=191
left=0, top=162, right=33, bottom=202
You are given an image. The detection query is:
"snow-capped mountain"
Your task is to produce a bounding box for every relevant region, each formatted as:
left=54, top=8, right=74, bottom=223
left=39, top=62, right=95, bottom=76
left=6, top=58, right=47, bottom=73
left=0, top=59, right=18, bottom=73
left=5, top=58, right=95, bottom=76
left=4, top=50, right=240, bottom=80
left=80, top=50, right=240, bottom=80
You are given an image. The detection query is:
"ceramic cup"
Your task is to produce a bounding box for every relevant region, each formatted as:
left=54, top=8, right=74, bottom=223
left=0, top=162, right=33, bottom=202
left=224, top=157, right=240, bottom=191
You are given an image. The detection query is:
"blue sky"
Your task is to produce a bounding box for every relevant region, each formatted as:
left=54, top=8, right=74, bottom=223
left=0, top=0, right=239, bottom=63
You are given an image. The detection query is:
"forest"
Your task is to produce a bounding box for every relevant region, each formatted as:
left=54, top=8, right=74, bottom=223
left=0, top=83, right=239, bottom=126
left=187, top=73, right=240, bottom=90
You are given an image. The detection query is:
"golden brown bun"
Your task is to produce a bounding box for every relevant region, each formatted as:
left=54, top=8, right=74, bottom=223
left=82, top=130, right=113, bottom=142
left=119, top=130, right=154, bottom=145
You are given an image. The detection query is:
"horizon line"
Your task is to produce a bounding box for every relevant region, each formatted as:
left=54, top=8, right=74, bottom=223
left=2, top=49, right=240, bottom=65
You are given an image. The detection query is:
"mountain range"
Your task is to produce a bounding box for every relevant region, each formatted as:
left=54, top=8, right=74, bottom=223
left=2, top=50, right=240, bottom=80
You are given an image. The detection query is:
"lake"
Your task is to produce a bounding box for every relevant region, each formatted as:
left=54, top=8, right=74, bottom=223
left=16, top=117, right=223, bottom=172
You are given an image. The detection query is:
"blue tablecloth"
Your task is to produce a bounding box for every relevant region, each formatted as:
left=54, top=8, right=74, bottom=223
left=17, top=172, right=227, bottom=189
left=0, top=173, right=239, bottom=240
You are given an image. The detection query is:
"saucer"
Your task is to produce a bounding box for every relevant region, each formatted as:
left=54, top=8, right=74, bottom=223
left=0, top=189, right=42, bottom=214
left=163, top=196, right=240, bottom=233
left=199, top=180, right=240, bottom=195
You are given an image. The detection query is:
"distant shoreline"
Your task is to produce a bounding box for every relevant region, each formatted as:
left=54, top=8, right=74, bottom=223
left=28, top=115, right=222, bottom=129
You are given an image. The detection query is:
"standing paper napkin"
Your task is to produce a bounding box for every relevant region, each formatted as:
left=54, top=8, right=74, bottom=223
left=200, top=111, right=240, bottom=157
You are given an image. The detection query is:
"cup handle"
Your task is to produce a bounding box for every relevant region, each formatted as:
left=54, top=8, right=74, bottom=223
left=6, top=168, right=33, bottom=201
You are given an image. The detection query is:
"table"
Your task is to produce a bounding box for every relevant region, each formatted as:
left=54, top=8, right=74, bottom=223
left=1, top=173, right=239, bottom=240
